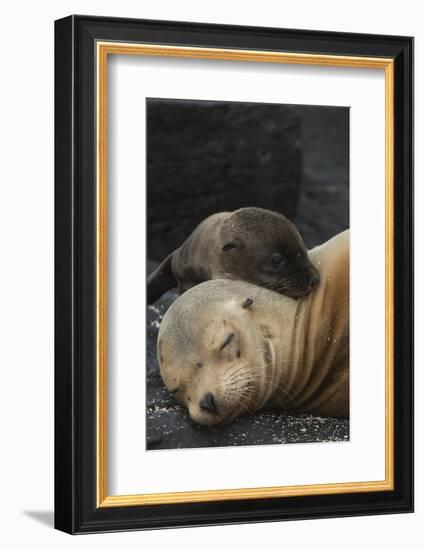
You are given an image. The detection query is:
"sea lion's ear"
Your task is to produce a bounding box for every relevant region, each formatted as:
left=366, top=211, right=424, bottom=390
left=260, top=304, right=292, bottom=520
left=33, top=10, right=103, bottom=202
left=242, top=297, right=254, bottom=309
left=222, top=242, right=237, bottom=251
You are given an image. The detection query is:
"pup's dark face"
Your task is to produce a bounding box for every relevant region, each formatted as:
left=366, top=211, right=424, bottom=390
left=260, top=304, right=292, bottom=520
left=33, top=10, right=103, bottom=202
left=219, top=207, right=319, bottom=299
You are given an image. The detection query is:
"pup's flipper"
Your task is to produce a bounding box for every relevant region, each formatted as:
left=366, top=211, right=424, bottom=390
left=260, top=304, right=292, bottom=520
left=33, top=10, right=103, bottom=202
left=147, top=253, right=177, bottom=304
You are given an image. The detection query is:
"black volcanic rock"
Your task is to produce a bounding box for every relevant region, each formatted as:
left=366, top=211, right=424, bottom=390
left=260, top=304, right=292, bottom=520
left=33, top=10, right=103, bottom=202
left=147, top=98, right=302, bottom=261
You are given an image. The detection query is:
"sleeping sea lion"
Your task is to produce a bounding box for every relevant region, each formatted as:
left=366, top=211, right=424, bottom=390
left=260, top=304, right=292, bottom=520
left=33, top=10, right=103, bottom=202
left=157, top=230, right=349, bottom=426
left=148, top=207, right=320, bottom=303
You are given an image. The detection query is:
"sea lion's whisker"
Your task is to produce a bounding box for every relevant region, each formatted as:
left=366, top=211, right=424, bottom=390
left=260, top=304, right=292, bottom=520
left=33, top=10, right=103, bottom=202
left=245, top=368, right=297, bottom=405
left=224, top=367, right=255, bottom=380
left=215, top=388, right=256, bottom=426
left=224, top=369, right=257, bottom=386
left=223, top=373, right=254, bottom=388
left=223, top=364, right=251, bottom=382
left=225, top=380, right=250, bottom=390
left=225, top=356, right=296, bottom=402
left=224, top=378, right=256, bottom=392
left=235, top=391, right=257, bottom=416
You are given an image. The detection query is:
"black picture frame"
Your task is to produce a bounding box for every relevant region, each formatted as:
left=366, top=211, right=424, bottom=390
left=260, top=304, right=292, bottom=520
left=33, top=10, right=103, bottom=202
left=54, top=15, right=414, bottom=534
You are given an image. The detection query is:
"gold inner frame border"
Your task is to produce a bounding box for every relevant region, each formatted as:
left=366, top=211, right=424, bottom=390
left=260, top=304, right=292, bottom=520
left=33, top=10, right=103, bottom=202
left=96, top=42, right=395, bottom=508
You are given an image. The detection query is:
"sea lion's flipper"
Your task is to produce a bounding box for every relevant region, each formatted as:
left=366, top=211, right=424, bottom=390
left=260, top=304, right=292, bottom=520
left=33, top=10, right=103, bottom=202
left=147, top=253, right=177, bottom=304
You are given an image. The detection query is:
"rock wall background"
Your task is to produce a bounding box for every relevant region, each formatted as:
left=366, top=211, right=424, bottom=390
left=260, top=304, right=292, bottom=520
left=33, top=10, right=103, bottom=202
left=146, top=98, right=349, bottom=450
left=147, top=98, right=302, bottom=260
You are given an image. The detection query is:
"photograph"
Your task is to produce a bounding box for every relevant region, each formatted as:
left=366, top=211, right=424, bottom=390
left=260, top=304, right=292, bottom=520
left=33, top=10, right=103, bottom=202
left=146, top=97, right=350, bottom=450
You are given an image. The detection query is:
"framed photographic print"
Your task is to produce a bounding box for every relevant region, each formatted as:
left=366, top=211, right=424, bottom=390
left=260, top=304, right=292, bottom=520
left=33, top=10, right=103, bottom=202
left=54, top=15, right=414, bottom=534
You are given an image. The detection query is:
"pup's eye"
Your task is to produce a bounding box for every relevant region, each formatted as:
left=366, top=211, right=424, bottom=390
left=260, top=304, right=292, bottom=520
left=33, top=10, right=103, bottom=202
left=270, top=252, right=284, bottom=266
left=169, top=387, right=180, bottom=395
left=220, top=332, right=235, bottom=350
left=222, top=242, right=237, bottom=251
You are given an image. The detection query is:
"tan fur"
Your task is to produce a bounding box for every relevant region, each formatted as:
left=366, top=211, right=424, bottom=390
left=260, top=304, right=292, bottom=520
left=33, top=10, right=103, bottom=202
left=158, top=230, right=349, bottom=426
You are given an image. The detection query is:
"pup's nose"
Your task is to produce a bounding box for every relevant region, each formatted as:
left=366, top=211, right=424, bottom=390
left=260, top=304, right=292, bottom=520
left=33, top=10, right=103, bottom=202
left=199, top=392, right=219, bottom=415
left=309, top=271, right=320, bottom=291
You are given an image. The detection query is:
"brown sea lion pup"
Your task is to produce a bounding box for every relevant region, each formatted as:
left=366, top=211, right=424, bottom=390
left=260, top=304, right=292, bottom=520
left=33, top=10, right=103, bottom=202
left=157, top=230, right=349, bottom=426
left=147, top=207, right=320, bottom=303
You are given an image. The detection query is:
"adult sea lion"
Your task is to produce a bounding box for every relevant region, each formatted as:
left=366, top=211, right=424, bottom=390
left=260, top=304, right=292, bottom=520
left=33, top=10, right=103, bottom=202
left=157, top=230, right=349, bottom=426
left=147, top=207, right=320, bottom=303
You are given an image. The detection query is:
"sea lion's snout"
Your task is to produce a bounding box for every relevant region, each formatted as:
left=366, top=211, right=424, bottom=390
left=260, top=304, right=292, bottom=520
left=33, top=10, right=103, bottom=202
left=191, top=391, right=232, bottom=427
left=283, top=268, right=320, bottom=299
left=309, top=269, right=321, bottom=291
left=199, top=392, right=220, bottom=416
left=271, top=257, right=320, bottom=299
left=303, top=267, right=321, bottom=295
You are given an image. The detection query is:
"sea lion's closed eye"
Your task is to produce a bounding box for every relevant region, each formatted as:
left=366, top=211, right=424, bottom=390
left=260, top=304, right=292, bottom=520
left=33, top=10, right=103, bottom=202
left=264, top=253, right=287, bottom=273
left=242, top=297, right=254, bottom=309
left=270, top=252, right=285, bottom=266
left=220, top=332, right=235, bottom=350
left=222, top=242, right=237, bottom=251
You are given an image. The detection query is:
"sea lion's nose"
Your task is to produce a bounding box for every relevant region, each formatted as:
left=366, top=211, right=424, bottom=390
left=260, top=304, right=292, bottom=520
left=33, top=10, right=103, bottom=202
left=199, top=392, right=219, bottom=415
left=309, top=270, right=320, bottom=291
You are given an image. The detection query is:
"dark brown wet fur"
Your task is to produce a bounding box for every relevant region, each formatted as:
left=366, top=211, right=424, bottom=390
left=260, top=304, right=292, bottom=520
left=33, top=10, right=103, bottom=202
left=147, top=207, right=319, bottom=304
